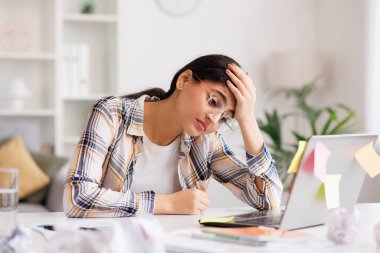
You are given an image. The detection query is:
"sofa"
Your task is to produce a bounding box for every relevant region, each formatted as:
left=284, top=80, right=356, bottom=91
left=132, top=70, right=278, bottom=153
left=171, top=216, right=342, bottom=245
left=0, top=125, right=70, bottom=213
left=18, top=163, right=69, bottom=213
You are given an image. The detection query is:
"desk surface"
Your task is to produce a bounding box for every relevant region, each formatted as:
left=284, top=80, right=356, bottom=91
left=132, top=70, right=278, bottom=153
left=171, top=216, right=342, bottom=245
left=16, top=203, right=380, bottom=252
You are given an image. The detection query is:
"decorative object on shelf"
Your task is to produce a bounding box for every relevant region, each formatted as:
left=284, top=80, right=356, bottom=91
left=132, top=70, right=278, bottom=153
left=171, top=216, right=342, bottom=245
left=80, top=0, right=95, bottom=14
left=0, top=79, right=31, bottom=110
left=374, top=222, right=380, bottom=246
left=62, top=44, right=89, bottom=96
left=0, top=19, right=32, bottom=51
left=155, top=0, right=202, bottom=17
left=326, top=208, right=360, bottom=244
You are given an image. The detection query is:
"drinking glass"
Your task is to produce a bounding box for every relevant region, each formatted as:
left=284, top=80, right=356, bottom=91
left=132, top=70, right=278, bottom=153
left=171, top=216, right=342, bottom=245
left=0, top=168, right=18, bottom=238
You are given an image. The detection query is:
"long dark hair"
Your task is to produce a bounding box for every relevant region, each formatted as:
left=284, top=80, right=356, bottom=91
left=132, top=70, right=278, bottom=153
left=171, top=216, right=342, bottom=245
left=122, top=54, right=241, bottom=100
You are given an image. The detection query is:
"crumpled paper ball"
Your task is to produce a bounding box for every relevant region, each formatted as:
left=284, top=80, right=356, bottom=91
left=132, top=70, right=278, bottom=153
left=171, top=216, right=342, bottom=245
left=326, top=208, right=360, bottom=244
left=374, top=222, right=380, bottom=246
left=0, top=216, right=166, bottom=253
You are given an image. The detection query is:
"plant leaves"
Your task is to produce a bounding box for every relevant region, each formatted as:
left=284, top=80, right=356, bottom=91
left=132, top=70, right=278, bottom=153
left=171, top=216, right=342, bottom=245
left=292, top=131, right=307, bottom=142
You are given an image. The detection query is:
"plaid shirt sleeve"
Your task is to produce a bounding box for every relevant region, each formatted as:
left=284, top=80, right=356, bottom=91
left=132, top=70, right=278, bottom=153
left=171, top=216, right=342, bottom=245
left=209, top=132, right=283, bottom=211
left=63, top=97, right=154, bottom=217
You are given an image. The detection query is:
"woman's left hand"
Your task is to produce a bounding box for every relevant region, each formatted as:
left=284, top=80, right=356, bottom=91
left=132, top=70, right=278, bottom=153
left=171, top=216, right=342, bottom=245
left=225, top=63, right=256, bottom=123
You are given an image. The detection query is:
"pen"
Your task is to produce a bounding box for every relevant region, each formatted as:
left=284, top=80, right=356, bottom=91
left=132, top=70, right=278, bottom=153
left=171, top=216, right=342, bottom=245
left=37, top=224, right=102, bottom=231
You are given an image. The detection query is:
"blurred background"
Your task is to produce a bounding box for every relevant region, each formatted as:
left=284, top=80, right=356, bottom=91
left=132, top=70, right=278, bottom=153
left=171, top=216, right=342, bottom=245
left=0, top=0, right=379, bottom=212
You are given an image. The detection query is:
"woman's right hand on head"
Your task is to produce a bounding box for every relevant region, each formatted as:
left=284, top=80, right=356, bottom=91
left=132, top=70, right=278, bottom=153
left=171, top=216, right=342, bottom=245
left=155, top=188, right=209, bottom=215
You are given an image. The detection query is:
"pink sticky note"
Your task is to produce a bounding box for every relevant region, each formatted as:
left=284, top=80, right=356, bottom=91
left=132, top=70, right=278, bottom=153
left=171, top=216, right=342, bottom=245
left=303, top=141, right=331, bottom=183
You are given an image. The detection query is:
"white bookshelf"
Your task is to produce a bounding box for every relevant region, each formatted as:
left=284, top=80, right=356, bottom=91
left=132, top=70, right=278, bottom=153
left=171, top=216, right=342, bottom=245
left=0, top=109, right=55, bottom=117
left=63, top=93, right=112, bottom=101
left=58, top=0, right=121, bottom=157
left=0, top=0, right=122, bottom=157
left=0, top=52, right=55, bottom=61
left=63, top=14, right=118, bottom=23
left=0, top=0, right=56, bottom=153
left=63, top=136, right=81, bottom=144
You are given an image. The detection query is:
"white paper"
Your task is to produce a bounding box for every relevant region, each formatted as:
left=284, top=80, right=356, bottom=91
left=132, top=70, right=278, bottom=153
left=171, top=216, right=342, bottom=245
left=0, top=217, right=166, bottom=253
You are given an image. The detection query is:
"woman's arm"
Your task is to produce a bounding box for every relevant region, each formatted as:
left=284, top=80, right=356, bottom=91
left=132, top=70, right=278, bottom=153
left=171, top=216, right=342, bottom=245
left=208, top=63, right=283, bottom=210
left=63, top=97, right=153, bottom=217
left=237, top=116, right=266, bottom=193
left=209, top=132, right=282, bottom=210
left=226, top=63, right=268, bottom=194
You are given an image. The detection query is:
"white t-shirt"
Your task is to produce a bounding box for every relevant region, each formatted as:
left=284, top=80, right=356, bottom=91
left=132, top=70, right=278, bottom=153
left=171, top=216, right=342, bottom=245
left=130, top=133, right=182, bottom=194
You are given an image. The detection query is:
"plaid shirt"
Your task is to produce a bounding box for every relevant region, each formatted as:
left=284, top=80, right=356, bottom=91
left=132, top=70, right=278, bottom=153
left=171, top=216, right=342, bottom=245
left=63, top=95, right=283, bottom=217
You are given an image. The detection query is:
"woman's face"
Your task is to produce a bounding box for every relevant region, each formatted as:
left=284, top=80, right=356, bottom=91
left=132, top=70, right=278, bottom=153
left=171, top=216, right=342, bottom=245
left=175, top=71, right=236, bottom=137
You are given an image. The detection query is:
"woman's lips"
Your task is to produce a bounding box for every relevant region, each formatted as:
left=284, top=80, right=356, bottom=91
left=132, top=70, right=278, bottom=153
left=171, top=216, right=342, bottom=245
left=196, top=119, right=207, bottom=132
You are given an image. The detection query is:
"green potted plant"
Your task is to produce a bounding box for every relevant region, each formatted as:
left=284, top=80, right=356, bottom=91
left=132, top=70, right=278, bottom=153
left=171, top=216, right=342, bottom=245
left=80, top=0, right=95, bottom=14
left=258, top=80, right=359, bottom=191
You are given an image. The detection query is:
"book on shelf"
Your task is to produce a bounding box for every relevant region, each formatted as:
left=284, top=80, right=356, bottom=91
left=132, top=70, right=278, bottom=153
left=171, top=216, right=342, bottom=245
left=63, top=44, right=89, bottom=96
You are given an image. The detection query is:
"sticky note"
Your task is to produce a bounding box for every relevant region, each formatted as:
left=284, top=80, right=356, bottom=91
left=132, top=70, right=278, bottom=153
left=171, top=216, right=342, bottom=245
left=324, top=174, right=342, bottom=209
left=287, top=141, right=307, bottom=173
left=199, top=216, right=235, bottom=224
left=314, top=184, right=325, bottom=201
left=303, top=141, right=331, bottom=183
left=355, top=141, right=380, bottom=178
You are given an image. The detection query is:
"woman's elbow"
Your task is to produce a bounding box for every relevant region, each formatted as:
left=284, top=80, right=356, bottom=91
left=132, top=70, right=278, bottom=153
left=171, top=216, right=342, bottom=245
left=63, top=185, right=86, bottom=218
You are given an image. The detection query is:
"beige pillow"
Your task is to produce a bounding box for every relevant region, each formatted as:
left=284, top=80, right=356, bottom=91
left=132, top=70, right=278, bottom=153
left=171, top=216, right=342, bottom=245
left=0, top=137, right=50, bottom=199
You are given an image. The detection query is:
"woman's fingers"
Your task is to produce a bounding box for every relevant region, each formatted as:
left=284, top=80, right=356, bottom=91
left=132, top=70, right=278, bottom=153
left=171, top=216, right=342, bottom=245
left=227, top=80, right=243, bottom=100
left=227, top=63, right=255, bottom=93
left=226, top=68, right=246, bottom=94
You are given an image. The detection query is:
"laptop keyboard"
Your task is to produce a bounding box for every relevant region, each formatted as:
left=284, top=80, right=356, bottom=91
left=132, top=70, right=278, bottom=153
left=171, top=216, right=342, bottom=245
left=232, top=211, right=285, bottom=227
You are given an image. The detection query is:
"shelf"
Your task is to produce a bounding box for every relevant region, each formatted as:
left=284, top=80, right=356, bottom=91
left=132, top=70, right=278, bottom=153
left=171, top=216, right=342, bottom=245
left=0, top=52, right=56, bottom=61
left=63, top=136, right=81, bottom=144
left=63, top=94, right=111, bottom=101
left=63, top=14, right=117, bottom=23
left=0, top=109, right=55, bottom=117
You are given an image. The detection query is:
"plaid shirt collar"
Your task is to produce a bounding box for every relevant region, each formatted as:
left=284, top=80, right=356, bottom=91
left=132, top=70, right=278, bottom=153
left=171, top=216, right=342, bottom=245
left=122, top=95, right=195, bottom=158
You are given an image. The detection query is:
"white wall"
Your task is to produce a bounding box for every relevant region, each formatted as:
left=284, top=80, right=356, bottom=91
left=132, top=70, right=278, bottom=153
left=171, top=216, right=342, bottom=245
left=315, top=0, right=380, bottom=203
left=361, top=0, right=380, bottom=202
left=314, top=0, right=366, bottom=120
left=119, top=0, right=316, bottom=100
left=119, top=0, right=317, bottom=207
left=117, top=0, right=379, bottom=207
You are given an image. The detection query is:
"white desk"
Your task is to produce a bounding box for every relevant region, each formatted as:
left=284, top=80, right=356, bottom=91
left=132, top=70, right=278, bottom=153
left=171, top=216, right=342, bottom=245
left=15, top=203, right=380, bottom=252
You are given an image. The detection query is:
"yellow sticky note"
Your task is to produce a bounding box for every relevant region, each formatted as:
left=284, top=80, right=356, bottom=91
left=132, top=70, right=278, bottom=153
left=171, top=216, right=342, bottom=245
left=199, top=216, right=235, bottom=224
left=355, top=141, right=380, bottom=178
left=324, top=174, right=342, bottom=209
left=287, top=141, right=307, bottom=173
left=314, top=184, right=325, bottom=201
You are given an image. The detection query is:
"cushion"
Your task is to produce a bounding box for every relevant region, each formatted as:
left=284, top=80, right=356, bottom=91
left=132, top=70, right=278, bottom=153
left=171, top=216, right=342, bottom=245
left=22, top=153, right=69, bottom=204
left=46, top=163, right=70, bottom=212
left=0, top=137, right=50, bottom=199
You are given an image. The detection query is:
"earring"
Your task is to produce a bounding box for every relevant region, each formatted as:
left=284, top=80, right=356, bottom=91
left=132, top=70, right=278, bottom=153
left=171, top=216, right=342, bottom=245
left=179, top=83, right=183, bottom=89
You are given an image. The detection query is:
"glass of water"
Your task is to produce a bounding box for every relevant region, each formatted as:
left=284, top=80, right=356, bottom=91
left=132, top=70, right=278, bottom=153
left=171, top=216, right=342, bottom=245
left=0, top=168, right=18, bottom=238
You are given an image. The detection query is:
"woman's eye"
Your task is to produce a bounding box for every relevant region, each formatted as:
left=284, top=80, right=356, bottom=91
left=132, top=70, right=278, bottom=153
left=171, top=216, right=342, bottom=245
left=208, top=97, right=218, bottom=107
left=220, top=114, right=232, bottom=123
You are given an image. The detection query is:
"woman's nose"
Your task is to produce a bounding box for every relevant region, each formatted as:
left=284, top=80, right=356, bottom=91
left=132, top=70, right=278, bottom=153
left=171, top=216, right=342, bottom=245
left=206, top=112, right=219, bottom=125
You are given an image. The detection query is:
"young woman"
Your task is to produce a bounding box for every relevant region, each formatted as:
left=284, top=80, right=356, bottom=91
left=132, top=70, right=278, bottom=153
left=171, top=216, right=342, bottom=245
left=63, top=54, right=283, bottom=217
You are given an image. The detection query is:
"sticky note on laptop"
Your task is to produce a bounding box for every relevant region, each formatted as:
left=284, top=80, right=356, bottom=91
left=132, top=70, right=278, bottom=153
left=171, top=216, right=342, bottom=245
left=303, top=141, right=331, bottom=183
left=355, top=141, right=380, bottom=178
left=288, top=141, right=307, bottom=174
left=199, top=216, right=235, bottom=224
left=314, top=183, right=325, bottom=201
left=324, top=174, right=342, bottom=209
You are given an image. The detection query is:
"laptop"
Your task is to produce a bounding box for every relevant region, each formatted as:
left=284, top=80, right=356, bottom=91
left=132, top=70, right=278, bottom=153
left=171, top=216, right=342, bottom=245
left=200, top=134, right=378, bottom=230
